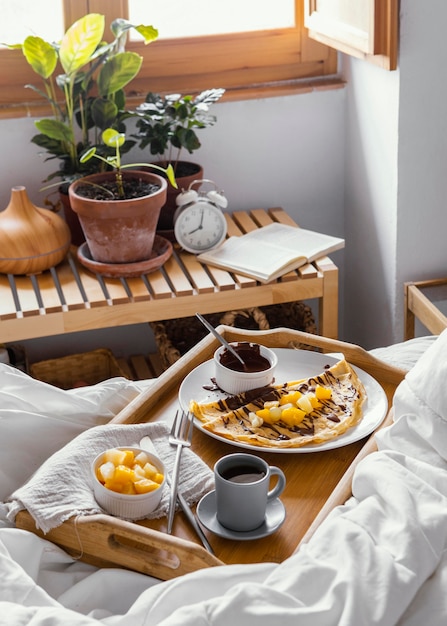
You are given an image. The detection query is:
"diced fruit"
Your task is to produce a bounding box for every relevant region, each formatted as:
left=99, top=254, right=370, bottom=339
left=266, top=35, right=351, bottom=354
left=134, top=479, right=160, bottom=494
left=279, top=391, right=302, bottom=405
left=255, top=408, right=272, bottom=420
left=134, top=450, right=150, bottom=466
left=315, top=385, right=332, bottom=400
left=96, top=448, right=164, bottom=495
left=104, top=448, right=127, bottom=467
left=98, top=461, right=115, bottom=482
left=309, top=395, right=323, bottom=409
left=113, top=465, right=135, bottom=484
left=280, top=406, right=306, bottom=426
left=297, top=394, right=314, bottom=414
left=248, top=412, right=263, bottom=428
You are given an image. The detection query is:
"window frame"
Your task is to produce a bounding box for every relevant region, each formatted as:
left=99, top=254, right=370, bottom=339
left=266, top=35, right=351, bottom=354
left=0, top=0, right=338, bottom=118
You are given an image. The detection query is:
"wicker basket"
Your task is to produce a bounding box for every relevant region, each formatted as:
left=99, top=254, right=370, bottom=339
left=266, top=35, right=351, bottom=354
left=150, top=302, right=317, bottom=370
left=30, top=348, right=129, bottom=390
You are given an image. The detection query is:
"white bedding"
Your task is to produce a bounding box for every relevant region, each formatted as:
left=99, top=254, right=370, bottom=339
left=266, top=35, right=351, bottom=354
left=1, top=333, right=446, bottom=625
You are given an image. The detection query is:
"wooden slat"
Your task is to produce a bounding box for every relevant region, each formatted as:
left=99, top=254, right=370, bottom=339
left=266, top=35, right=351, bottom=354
left=162, top=256, right=194, bottom=297
left=224, top=213, right=244, bottom=237
left=95, top=275, right=131, bottom=305
left=201, top=265, right=238, bottom=291
left=9, top=275, right=40, bottom=317
left=144, top=270, right=173, bottom=300
left=122, top=276, right=152, bottom=303
left=178, top=251, right=215, bottom=294
left=269, top=207, right=300, bottom=226
left=231, top=210, right=262, bottom=233
left=33, top=271, right=65, bottom=313
left=69, top=256, right=112, bottom=309
left=0, top=275, right=20, bottom=319
left=52, top=260, right=87, bottom=311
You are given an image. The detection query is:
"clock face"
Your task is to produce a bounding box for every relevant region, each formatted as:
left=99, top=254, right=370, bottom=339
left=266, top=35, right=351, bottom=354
left=174, top=201, right=227, bottom=253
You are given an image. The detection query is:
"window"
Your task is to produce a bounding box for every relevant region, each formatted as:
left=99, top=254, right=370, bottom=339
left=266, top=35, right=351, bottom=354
left=304, top=0, right=398, bottom=71
left=0, top=0, right=338, bottom=118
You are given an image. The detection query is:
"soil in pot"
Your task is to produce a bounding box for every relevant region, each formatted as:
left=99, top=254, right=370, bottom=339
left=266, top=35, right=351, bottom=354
left=74, top=178, right=160, bottom=201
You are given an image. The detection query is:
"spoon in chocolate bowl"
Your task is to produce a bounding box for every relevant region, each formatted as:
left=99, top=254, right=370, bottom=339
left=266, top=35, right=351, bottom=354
left=195, top=312, right=246, bottom=368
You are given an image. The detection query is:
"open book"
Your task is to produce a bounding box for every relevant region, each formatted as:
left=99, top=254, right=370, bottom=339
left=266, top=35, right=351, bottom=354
left=197, top=223, right=344, bottom=283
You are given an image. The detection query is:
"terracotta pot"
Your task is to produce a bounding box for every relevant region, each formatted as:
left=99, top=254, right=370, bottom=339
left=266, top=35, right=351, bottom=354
left=156, top=161, right=203, bottom=235
left=68, top=171, right=167, bottom=264
left=0, top=186, right=71, bottom=275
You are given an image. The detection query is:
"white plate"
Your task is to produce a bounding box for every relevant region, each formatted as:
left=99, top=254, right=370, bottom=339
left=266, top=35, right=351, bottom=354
left=179, top=348, right=388, bottom=454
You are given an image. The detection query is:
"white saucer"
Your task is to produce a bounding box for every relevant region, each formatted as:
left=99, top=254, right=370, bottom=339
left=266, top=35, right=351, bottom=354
left=196, top=490, right=286, bottom=541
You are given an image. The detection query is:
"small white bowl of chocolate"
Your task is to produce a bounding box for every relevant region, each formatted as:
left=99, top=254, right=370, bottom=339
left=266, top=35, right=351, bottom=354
left=214, top=342, right=278, bottom=395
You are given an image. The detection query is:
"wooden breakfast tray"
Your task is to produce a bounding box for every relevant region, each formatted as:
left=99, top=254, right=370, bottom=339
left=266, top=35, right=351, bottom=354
left=16, top=328, right=407, bottom=580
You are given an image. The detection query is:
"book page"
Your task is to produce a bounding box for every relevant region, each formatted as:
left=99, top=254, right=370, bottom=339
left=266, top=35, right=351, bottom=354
left=198, top=223, right=344, bottom=282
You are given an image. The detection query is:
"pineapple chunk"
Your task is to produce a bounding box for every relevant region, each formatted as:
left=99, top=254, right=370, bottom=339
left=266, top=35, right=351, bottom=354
left=134, top=450, right=150, bottom=466
left=104, top=448, right=133, bottom=467
left=297, top=394, right=314, bottom=414
left=98, top=461, right=115, bottom=482
left=143, top=462, right=160, bottom=480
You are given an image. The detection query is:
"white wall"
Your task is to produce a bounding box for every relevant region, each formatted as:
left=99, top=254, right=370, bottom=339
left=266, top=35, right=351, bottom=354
left=342, top=0, right=447, bottom=349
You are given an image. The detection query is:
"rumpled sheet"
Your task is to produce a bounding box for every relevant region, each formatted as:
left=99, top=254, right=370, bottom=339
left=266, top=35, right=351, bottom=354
left=1, top=333, right=447, bottom=625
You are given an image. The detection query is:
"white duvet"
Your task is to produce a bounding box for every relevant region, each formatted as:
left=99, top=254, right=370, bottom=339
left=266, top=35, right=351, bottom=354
left=0, top=333, right=446, bottom=625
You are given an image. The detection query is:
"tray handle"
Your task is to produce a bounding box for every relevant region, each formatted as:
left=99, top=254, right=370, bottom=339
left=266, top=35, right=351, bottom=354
left=15, top=511, right=223, bottom=580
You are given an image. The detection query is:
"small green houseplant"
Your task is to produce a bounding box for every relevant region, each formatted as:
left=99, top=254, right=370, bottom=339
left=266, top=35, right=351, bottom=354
left=133, top=89, right=225, bottom=177
left=131, top=89, right=225, bottom=234
left=69, top=129, right=176, bottom=266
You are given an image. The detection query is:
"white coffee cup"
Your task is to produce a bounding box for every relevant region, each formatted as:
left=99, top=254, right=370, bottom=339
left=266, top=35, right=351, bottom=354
left=214, top=453, right=286, bottom=532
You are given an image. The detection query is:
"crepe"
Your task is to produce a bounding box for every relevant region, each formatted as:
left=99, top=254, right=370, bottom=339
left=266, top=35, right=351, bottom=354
left=189, top=358, right=367, bottom=448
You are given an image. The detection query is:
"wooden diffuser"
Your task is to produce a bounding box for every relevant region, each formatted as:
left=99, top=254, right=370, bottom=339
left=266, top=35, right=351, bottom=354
left=0, top=186, right=71, bottom=275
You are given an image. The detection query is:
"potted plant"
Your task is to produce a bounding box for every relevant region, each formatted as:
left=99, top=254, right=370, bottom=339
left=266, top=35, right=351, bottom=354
left=131, top=89, right=225, bottom=235
left=11, top=13, right=159, bottom=244
left=69, top=129, right=176, bottom=267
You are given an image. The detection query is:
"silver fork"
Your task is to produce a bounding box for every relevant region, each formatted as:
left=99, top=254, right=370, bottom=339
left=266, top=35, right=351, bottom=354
left=167, top=409, right=193, bottom=533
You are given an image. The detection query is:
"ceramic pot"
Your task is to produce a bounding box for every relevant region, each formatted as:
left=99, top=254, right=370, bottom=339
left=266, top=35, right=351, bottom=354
left=68, top=170, right=167, bottom=264
left=0, top=186, right=71, bottom=275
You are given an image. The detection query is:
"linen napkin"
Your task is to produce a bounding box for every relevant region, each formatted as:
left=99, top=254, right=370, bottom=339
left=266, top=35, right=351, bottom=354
left=5, top=422, right=214, bottom=533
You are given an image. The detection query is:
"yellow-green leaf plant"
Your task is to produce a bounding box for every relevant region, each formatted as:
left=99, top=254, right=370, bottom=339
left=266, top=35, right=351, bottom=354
left=10, top=14, right=158, bottom=189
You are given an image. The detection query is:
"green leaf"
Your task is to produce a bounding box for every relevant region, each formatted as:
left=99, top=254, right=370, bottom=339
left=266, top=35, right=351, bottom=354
left=35, top=118, right=73, bottom=143
left=110, top=19, right=158, bottom=44
left=59, top=13, right=105, bottom=75
left=80, top=147, right=97, bottom=163
left=22, top=36, right=57, bottom=79
left=102, top=128, right=125, bottom=148
left=133, top=25, right=159, bottom=44
left=97, top=52, right=142, bottom=96
left=91, top=97, right=118, bottom=130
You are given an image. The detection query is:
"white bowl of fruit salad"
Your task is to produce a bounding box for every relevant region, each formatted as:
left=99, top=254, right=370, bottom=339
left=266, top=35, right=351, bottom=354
left=91, top=446, right=166, bottom=520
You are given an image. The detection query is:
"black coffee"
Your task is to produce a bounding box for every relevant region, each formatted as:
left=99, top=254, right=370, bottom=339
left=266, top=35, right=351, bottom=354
left=221, top=465, right=266, bottom=484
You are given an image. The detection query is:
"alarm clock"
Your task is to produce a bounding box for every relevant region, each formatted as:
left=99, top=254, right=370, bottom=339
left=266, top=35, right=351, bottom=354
left=173, top=179, right=228, bottom=254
